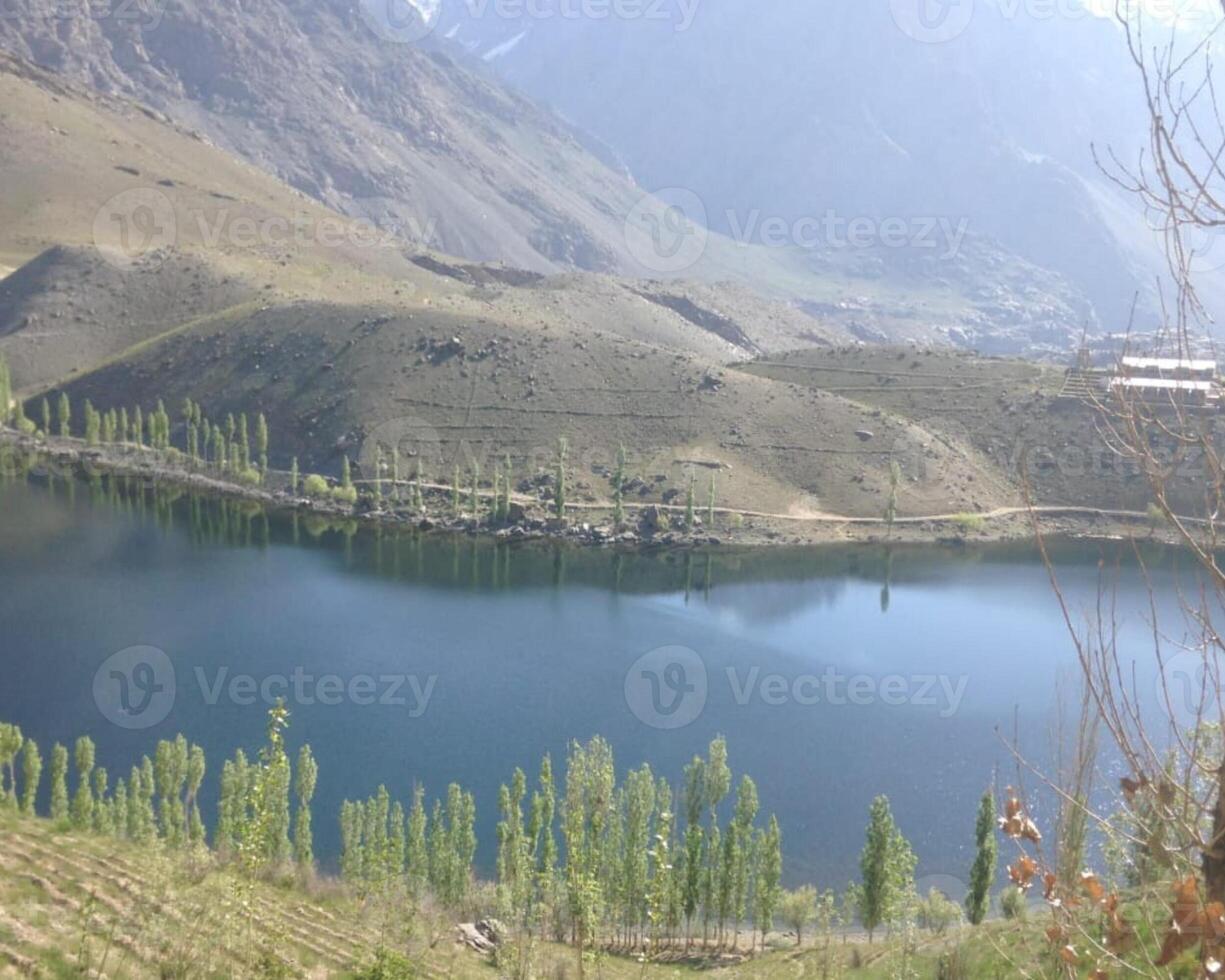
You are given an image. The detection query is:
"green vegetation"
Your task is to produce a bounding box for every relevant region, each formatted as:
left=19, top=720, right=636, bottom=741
left=966, top=788, right=996, bottom=925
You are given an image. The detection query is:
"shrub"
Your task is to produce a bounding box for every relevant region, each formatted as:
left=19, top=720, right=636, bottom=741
left=302, top=474, right=330, bottom=498
left=951, top=513, right=985, bottom=532
left=353, top=947, right=417, bottom=980
left=1000, top=886, right=1027, bottom=921
left=332, top=485, right=358, bottom=506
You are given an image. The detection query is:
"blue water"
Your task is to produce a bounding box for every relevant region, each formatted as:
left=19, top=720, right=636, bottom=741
left=0, top=475, right=1196, bottom=888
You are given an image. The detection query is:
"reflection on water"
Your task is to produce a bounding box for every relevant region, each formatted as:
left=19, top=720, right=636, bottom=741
left=0, top=466, right=1201, bottom=886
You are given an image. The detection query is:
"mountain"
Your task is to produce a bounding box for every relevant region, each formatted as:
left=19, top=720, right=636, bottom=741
left=0, top=0, right=1101, bottom=355
left=438, top=0, right=1225, bottom=331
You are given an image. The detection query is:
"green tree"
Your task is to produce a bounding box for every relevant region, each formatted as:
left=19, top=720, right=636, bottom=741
left=554, top=437, right=568, bottom=520
left=966, top=788, right=997, bottom=925
left=20, top=738, right=41, bottom=815
left=70, top=736, right=96, bottom=830
left=406, top=784, right=428, bottom=894
left=256, top=412, right=269, bottom=474
left=707, top=474, right=717, bottom=526
left=294, top=744, right=318, bottom=869
left=562, top=736, right=614, bottom=975
left=0, top=354, right=11, bottom=425
left=0, top=724, right=22, bottom=807
left=885, top=459, right=901, bottom=535
left=779, top=885, right=817, bottom=945
left=39, top=398, right=50, bottom=437
left=858, top=795, right=915, bottom=942
left=290, top=456, right=300, bottom=495
left=49, top=743, right=68, bottom=823
left=685, top=473, right=696, bottom=530
left=612, top=445, right=627, bottom=526
left=754, top=816, right=782, bottom=947
left=57, top=393, right=71, bottom=437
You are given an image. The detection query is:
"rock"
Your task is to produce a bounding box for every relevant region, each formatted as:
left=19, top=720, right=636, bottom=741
left=456, top=923, right=497, bottom=953
left=507, top=501, right=527, bottom=524
left=638, top=505, right=663, bottom=533
left=855, top=429, right=875, bottom=442
left=417, top=517, right=435, bottom=531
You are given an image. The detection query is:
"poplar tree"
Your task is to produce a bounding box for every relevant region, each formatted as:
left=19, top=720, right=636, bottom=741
left=57, top=393, right=71, bottom=437
left=294, top=744, right=318, bottom=869
left=256, top=412, right=269, bottom=474
left=92, top=768, right=111, bottom=834
left=730, top=775, right=759, bottom=948
left=0, top=354, right=11, bottom=425
left=112, top=778, right=128, bottom=838
left=186, top=743, right=206, bottom=844
left=20, top=738, right=41, bottom=815
left=681, top=754, right=706, bottom=946
left=70, top=736, right=96, bottom=829
left=966, top=789, right=997, bottom=925
left=562, top=737, right=614, bottom=973
left=84, top=400, right=100, bottom=444
left=39, top=398, right=50, bottom=437
left=49, top=743, right=68, bottom=822
left=0, top=724, right=21, bottom=807
left=754, top=816, right=782, bottom=947
left=613, top=445, right=626, bottom=525
left=685, top=474, right=696, bottom=529
left=133, top=406, right=144, bottom=447
left=290, top=457, right=300, bottom=495
left=554, top=437, right=568, bottom=519
left=406, top=784, right=428, bottom=894
left=858, top=795, right=915, bottom=942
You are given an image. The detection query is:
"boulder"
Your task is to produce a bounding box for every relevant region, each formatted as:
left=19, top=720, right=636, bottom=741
left=638, top=505, right=663, bottom=533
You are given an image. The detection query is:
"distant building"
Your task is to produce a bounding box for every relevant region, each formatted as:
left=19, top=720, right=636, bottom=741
left=1111, top=356, right=1221, bottom=408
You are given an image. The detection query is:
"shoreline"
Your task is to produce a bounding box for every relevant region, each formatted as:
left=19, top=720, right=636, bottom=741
left=0, top=429, right=1190, bottom=551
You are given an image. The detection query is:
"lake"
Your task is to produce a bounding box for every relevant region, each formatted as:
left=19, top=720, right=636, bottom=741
left=0, top=472, right=1200, bottom=890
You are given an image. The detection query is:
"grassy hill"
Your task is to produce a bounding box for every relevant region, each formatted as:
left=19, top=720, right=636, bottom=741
left=0, top=806, right=1060, bottom=979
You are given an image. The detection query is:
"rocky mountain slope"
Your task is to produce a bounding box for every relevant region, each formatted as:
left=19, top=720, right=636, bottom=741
left=444, top=0, right=1225, bottom=331
left=0, top=1, right=1100, bottom=354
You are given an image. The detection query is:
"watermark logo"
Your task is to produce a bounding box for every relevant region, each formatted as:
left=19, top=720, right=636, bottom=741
left=456, top=0, right=701, bottom=30
left=1160, top=649, right=1219, bottom=731
left=1185, top=224, right=1225, bottom=277
left=3, top=0, right=169, bottom=31
left=92, top=188, right=177, bottom=270
left=359, top=0, right=442, bottom=43
left=890, top=0, right=974, bottom=43
left=94, top=646, right=177, bottom=730
left=625, top=645, right=708, bottom=730
left=624, top=188, right=709, bottom=275
left=359, top=414, right=445, bottom=487
left=194, top=667, right=436, bottom=715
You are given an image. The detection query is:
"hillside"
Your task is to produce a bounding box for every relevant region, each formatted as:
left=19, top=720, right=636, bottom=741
left=0, top=5, right=1097, bottom=356
left=448, top=0, right=1213, bottom=330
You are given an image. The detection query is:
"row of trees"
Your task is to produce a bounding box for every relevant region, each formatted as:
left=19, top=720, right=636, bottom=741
left=1, top=709, right=1007, bottom=963
left=0, top=723, right=208, bottom=846
left=484, top=735, right=783, bottom=964
left=339, top=782, right=477, bottom=909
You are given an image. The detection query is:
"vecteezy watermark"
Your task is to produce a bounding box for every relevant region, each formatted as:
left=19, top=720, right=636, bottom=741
left=890, top=0, right=1221, bottom=44
left=359, top=0, right=443, bottom=42
left=94, top=646, right=177, bottom=730
left=93, top=647, right=438, bottom=728
left=1159, top=649, right=1220, bottom=731
left=92, top=187, right=432, bottom=271
left=1, top=0, right=168, bottom=31
left=193, top=667, right=436, bottom=716
left=93, top=188, right=177, bottom=271
left=623, top=188, right=969, bottom=275
left=624, top=188, right=709, bottom=275
left=725, top=209, right=970, bottom=260
left=625, top=646, right=709, bottom=730
left=624, top=646, right=970, bottom=729
left=458, top=0, right=700, bottom=29
left=890, top=0, right=975, bottom=43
